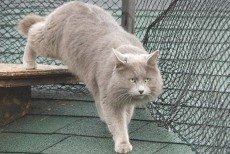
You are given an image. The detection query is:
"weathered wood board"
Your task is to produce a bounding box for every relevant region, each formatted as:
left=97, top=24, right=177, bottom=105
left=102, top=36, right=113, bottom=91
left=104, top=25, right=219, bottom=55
left=0, top=63, right=80, bottom=87
left=0, top=63, right=80, bottom=127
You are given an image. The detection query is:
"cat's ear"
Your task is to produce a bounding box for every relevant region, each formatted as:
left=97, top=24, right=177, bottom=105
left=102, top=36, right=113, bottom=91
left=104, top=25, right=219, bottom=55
left=147, top=50, right=159, bottom=66
left=113, top=48, right=127, bottom=63
left=113, top=48, right=127, bottom=70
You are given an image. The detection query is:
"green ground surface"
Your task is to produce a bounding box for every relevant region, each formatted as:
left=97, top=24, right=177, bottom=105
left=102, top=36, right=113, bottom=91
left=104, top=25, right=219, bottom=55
left=0, top=98, right=195, bottom=154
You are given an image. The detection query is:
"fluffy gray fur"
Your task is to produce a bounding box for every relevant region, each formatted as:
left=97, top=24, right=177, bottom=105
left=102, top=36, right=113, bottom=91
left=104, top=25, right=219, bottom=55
left=18, top=2, right=163, bottom=153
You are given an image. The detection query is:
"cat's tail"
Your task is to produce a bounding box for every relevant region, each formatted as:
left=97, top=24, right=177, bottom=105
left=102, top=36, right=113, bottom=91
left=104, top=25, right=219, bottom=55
left=17, top=14, right=45, bottom=37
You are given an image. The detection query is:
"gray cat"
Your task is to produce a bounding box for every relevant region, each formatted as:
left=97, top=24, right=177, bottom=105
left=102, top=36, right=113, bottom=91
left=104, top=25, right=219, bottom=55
left=18, top=2, right=163, bottom=153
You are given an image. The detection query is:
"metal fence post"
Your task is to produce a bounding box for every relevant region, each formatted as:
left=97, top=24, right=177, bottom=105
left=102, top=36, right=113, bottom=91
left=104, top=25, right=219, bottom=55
left=121, top=0, right=135, bottom=34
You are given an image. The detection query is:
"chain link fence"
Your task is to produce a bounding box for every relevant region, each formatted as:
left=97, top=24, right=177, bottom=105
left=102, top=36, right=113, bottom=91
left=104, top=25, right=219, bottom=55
left=143, top=0, right=229, bottom=153
left=1, top=0, right=229, bottom=153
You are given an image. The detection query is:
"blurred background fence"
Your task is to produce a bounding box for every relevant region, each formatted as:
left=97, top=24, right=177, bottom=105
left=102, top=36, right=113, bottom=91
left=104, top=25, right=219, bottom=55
left=0, top=0, right=229, bottom=153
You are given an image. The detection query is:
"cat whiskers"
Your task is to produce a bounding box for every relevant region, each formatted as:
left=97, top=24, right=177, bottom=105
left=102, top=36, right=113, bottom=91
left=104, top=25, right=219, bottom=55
left=112, top=92, right=129, bottom=103
left=127, top=96, right=133, bottom=105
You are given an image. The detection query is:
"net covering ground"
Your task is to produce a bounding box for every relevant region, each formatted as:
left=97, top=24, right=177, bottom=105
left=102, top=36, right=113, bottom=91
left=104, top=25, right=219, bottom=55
left=0, top=0, right=229, bottom=154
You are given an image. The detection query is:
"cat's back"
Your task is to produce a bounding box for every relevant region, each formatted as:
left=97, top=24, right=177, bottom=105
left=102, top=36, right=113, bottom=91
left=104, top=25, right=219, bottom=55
left=48, top=1, right=119, bottom=30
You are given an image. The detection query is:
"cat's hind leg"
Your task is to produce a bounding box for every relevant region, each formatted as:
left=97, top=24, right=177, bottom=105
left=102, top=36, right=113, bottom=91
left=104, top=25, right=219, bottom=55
left=23, top=43, right=37, bottom=69
left=18, top=14, right=46, bottom=69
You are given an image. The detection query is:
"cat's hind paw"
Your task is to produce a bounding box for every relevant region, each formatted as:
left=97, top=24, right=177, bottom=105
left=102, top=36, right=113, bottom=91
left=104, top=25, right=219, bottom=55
left=115, top=142, right=133, bottom=153
left=23, top=61, right=37, bottom=70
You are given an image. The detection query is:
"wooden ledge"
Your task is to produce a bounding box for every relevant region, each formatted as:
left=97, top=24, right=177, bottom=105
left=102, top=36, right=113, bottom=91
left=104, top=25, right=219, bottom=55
left=0, top=63, right=80, bottom=87
left=0, top=63, right=81, bottom=127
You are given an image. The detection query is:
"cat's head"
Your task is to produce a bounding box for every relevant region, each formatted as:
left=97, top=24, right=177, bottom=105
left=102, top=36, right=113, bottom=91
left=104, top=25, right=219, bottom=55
left=109, top=46, right=163, bottom=105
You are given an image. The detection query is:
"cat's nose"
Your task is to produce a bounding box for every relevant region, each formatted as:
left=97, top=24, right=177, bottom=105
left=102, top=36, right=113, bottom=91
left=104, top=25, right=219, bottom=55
left=139, top=90, right=144, bottom=94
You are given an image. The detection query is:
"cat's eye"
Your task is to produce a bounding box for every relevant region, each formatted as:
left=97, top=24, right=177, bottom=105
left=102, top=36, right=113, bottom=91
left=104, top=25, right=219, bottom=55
left=129, top=78, right=136, bottom=83
left=145, top=78, right=151, bottom=83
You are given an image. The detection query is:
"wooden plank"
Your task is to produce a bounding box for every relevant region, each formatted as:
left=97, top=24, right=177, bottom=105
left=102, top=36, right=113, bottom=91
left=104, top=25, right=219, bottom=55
left=0, top=63, right=80, bottom=126
left=0, top=63, right=71, bottom=78
left=0, top=63, right=80, bottom=87
left=0, top=75, right=79, bottom=87
left=121, top=0, right=135, bottom=34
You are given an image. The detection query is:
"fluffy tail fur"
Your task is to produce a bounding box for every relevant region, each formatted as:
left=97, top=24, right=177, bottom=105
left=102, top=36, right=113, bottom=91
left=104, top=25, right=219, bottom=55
left=17, top=14, right=45, bottom=37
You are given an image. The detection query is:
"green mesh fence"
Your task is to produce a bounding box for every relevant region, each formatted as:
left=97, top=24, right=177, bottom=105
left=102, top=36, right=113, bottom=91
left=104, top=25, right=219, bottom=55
left=143, top=0, right=229, bottom=153
left=0, top=0, right=229, bottom=154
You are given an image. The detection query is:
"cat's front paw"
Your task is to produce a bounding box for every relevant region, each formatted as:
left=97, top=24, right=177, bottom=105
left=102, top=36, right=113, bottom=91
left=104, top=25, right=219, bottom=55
left=23, top=61, right=37, bottom=70
left=115, top=142, right=133, bottom=153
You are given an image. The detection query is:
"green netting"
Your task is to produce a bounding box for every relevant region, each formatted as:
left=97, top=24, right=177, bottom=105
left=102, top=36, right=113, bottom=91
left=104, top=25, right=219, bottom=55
left=143, top=0, right=229, bottom=153
left=0, top=0, right=229, bottom=154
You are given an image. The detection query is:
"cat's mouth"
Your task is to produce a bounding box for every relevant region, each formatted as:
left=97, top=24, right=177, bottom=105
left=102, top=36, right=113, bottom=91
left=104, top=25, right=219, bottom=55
left=137, top=95, right=145, bottom=99
left=133, top=95, right=147, bottom=100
